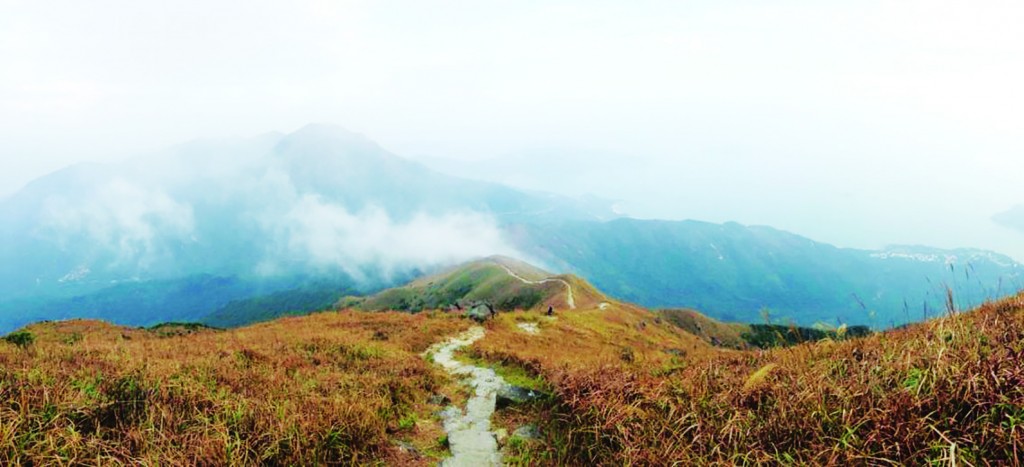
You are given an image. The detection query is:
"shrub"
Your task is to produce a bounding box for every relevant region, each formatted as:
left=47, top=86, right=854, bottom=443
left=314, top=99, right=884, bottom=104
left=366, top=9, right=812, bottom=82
left=4, top=331, right=34, bottom=348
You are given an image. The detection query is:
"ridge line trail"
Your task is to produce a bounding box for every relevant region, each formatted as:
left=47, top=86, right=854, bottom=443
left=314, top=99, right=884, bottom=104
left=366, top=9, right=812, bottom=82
left=498, top=265, right=576, bottom=310
left=427, top=326, right=504, bottom=466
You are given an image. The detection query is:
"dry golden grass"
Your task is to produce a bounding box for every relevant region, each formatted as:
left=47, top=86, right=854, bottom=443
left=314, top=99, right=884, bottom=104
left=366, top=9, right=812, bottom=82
left=472, top=293, right=1024, bottom=465
left=475, top=301, right=716, bottom=372
left=0, top=311, right=468, bottom=465
left=5, top=285, right=1023, bottom=466
left=656, top=308, right=752, bottom=349
left=461, top=301, right=718, bottom=465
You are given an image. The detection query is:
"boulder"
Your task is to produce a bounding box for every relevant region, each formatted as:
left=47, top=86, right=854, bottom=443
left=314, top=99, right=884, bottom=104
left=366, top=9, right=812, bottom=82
left=466, top=305, right=492, bottom=322
left=496, top=385, right=549, bottom=409
left=512, top=424, right=541, bottom=441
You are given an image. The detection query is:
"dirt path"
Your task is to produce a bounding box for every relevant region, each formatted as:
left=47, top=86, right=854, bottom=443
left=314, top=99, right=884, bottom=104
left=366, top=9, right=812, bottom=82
left=499, top=265, right=576, bottom=310
left=427, top=326, right=504, bottom=467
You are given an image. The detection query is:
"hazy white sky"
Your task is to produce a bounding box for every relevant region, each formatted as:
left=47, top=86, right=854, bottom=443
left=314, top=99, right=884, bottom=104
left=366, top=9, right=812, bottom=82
left=2, top=0, right=1023, bottom=258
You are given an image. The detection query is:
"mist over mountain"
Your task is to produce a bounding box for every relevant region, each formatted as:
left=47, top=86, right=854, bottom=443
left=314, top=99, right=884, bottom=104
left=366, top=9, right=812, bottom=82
left=994, top=205, right=1024, bottom=234
left=0, top=125, right=611, bottom=295
left=0, top=125, right=624, bottom=331
left=509, top=219, right=1022, bottom=326
left=1, top=125, right=1020, bottom=332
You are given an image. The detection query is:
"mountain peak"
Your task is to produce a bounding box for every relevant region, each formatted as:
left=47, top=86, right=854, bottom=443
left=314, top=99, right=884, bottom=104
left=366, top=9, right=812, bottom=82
left=273, top=123, right=399, bottom=168
left=288, top=123, right=373, bottom=144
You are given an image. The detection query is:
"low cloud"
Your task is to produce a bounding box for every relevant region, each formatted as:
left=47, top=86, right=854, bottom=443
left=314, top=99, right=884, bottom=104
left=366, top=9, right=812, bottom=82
left=32, top=147, right=524, bottom=284
left=40, top=178, right=195, bottom=268
left=273, top=194, right=519, bottom=281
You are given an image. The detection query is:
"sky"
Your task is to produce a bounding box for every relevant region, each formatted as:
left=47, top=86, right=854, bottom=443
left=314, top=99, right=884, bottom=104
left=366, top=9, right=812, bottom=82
left=2, top=0, right=1023, bottom=259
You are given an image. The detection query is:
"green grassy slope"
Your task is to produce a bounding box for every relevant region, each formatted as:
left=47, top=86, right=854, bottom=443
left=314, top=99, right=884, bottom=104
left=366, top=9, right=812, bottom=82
left=353, top=256, right=576, bottom=313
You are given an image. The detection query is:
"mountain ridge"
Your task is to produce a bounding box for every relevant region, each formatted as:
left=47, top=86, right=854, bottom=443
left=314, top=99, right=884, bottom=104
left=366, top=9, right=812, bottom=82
left=351, top=256, right=598, bottom=315
left=509, top=217, right=1022, bottom=326
left=1, top=125, right=1020, bottom=332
